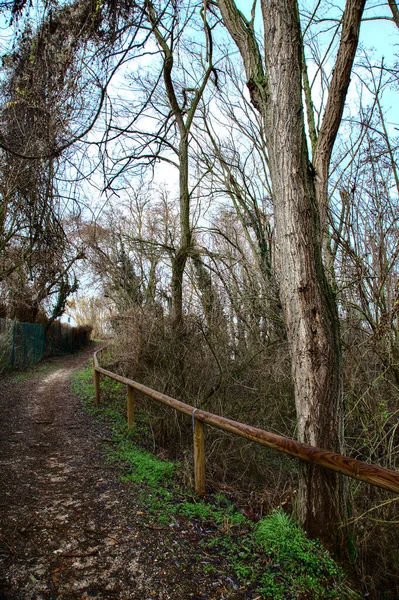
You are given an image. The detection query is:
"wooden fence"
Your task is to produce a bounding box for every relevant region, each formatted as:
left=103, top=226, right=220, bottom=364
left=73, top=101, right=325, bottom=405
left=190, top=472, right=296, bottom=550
left=92, top=347, right=399, bottom=497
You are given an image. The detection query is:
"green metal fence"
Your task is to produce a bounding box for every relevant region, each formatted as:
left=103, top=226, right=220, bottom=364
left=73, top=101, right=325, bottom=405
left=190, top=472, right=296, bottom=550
left=0, top=318, right=91, bottom=372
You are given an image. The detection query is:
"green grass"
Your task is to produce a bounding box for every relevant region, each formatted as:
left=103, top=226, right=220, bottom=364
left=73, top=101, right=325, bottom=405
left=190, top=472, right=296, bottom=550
left=11, top=362, right=60, bottom=382
left=254, top=510, right=344, bottom=598
left=118, top=446, right=176, bottom=486
left=72, top=363, right=359, bottom=600
left=72, top=365, right=97, bottom=405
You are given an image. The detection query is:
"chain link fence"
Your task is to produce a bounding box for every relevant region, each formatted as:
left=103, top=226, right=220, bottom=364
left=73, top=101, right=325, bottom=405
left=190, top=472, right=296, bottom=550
left=0, top=318, right=91, bottom=372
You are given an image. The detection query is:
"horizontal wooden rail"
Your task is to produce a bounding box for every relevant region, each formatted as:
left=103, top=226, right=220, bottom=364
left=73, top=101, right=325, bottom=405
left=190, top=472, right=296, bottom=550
left=93, top=348, right=399, bottom=496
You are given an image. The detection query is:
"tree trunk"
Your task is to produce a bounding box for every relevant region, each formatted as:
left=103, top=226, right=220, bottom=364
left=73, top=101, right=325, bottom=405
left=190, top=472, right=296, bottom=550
left=171, top=250, right=186, bottom=329
left=262, top=0, right=346, bottom=547
left=170, top=132, right=191, bottom=329
left=218, top=0, right=360, bottom=549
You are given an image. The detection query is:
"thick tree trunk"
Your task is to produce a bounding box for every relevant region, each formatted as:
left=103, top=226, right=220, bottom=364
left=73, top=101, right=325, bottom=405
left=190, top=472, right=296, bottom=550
left=217, top=0, right=367, bottom=549
left=260, top=0, right=346, bottom=547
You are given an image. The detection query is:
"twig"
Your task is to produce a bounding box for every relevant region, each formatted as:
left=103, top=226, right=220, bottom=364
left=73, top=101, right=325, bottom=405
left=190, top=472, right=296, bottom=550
left=134, top=522, right=170, bottom=531
left=58, top=548, right=100, bottom=558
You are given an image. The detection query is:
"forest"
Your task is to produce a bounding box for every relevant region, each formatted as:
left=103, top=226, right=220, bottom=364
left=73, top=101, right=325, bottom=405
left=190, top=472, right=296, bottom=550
left=0, top=0, right=399, bottom=596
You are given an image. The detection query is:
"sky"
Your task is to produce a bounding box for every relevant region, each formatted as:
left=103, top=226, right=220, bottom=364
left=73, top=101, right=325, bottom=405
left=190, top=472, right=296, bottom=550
left=1, top=0, right=398, bottom=305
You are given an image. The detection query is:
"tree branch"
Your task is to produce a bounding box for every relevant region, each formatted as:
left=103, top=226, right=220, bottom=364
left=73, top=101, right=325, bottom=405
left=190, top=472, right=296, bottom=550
left=217, top=0, right=266, bottom=112
left=314, top=0, right=366, bottom=220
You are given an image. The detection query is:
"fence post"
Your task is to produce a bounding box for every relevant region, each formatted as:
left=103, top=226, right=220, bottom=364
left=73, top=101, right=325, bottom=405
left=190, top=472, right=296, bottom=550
left=23, top=322, right=28, bottom=368
left=10, top=320, right=16, bottom=368
left=127, top=384, right=134, bottom=429
left=193, top=413, right=205, bottom=497
left=93, top=359, right=100, bottom=404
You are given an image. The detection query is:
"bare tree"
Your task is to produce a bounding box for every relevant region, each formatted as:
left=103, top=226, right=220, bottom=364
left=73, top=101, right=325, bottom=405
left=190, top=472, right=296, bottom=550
left=329, top=54, right=399, bottom=384
left=103, top=0, right=217, bottom=330
left=0, top=0, right=145, bottom=319
left=194, top=59, right=283, bottom=342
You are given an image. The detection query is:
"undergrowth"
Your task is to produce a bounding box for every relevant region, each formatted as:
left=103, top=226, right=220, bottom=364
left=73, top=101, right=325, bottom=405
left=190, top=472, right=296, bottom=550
left=72, top=363, right=359, bottom=600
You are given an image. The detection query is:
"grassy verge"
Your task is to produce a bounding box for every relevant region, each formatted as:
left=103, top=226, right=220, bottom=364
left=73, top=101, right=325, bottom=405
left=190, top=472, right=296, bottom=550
left=73, top=364, right=359, bottom=600
left=9, top=361, right=61, bottom=382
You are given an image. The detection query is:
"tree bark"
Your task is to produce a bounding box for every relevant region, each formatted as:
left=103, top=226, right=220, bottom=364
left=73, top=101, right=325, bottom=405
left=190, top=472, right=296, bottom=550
left=261, top=0, right=346, bottom=548
left=218, top=0, right=364, bottom=550
left=313, top=0, right=366, bottom=227
left=171, top=132, right=191, bottom=329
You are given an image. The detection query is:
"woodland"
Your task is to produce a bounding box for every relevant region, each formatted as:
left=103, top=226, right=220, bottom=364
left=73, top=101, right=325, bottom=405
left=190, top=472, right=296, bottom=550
left=0, top=0, right=399, bottom=596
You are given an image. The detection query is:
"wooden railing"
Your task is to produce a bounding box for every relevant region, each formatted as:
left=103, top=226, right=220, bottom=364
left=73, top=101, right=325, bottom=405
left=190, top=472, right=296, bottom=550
left=92, top=347, right=399, bottom=496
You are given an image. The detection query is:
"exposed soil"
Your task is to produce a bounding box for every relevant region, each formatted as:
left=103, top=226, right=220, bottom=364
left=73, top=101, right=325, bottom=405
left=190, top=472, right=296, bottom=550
left=0, top=346, right=248, bottom=600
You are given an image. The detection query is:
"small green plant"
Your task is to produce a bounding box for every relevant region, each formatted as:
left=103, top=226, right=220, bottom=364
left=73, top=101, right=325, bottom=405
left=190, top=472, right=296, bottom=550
left=72, top=366, right=96, bottom=407
left=254, top=509, right=345, bottom=599
left=175, top=499, right=213, bottom=520
left=100, top=376, right=125, bottom=397
left=117, top=444, right=176, bottom=486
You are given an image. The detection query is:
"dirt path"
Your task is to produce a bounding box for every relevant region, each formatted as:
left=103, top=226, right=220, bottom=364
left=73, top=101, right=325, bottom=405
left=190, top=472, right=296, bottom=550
left=0, top=347, right=241, bottom=600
